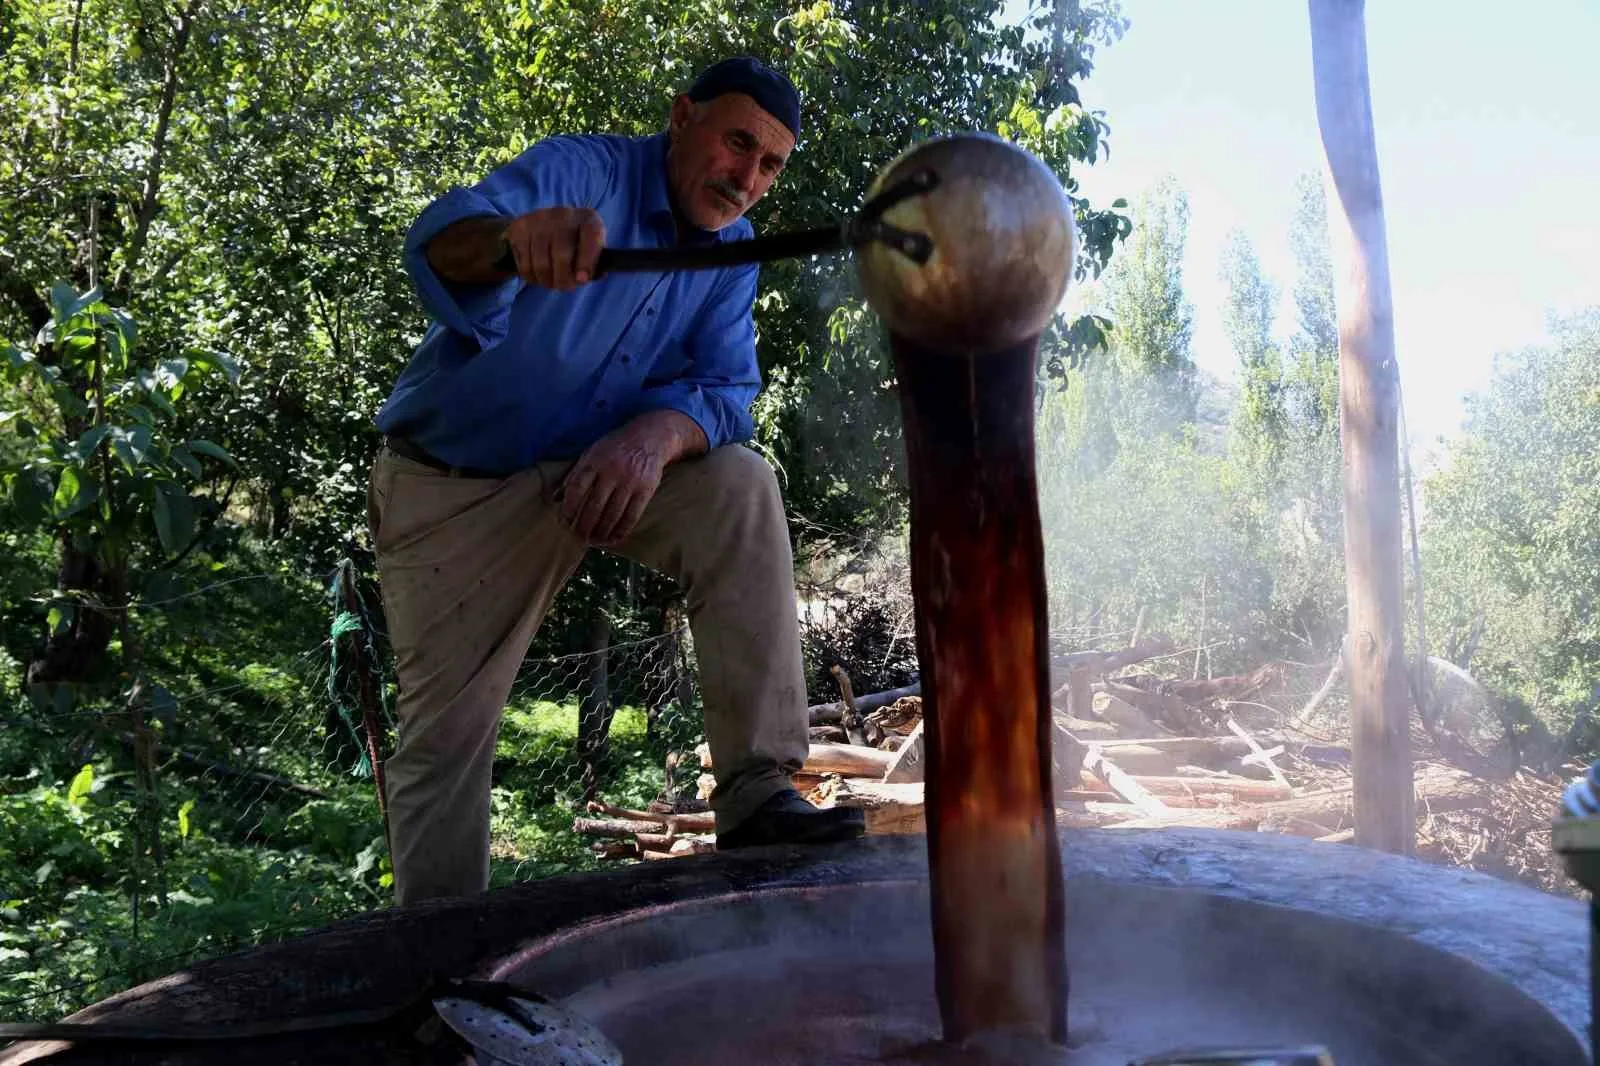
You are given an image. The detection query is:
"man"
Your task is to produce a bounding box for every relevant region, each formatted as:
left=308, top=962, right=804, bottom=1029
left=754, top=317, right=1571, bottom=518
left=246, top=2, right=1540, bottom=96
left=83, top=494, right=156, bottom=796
left=369, top=57, right=865, bottom=906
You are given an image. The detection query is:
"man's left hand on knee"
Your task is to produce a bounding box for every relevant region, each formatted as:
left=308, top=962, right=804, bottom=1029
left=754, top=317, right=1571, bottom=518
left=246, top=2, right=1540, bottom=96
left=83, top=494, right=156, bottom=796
left=558, top=409, right=708, bottom=545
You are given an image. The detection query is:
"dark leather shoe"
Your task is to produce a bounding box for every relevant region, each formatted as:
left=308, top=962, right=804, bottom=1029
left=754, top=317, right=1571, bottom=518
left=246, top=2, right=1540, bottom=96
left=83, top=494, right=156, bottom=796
left=716, top=788, right=866, bottom=850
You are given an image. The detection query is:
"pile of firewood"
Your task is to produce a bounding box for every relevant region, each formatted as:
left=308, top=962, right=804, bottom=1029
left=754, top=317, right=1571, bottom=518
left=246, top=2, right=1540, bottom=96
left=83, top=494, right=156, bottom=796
left=575, top=638, right=1497, bottom=860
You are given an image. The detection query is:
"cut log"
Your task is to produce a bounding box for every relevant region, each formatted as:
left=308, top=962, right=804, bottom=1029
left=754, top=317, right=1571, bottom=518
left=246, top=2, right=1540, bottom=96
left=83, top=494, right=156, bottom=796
left=696, top=741, right=895, bottom=779
left=1083, top=691, right=1161, bottom=735
left=1053, top=635, right=1178, bottom=677
left=808, top=683, right=922, bottom=725
left=1250, top=765, right=1486, bottom=836
left=1082, top=745, right=1168, bottom=816
left=1122, top=663, right=1283, bottom=707
left=810, top=777, right=925, bottom=834
left=809, top=725, right=848, bottom=743
left=1099, top=681, right=1208, bottom=734
left=573, top=816, right=665, bottom=838
left=884, top=720, right=926, bottom=784
left=1123, top=774, right=1293, bottom=803
left=590, top=840, right=640, bottom=860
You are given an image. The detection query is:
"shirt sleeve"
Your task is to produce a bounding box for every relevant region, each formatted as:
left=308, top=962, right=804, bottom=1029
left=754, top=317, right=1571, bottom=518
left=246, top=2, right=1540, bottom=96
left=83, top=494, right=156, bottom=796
left=403, top=136, right=617, bottom=348
left=634, top=263, right=762, bottom=451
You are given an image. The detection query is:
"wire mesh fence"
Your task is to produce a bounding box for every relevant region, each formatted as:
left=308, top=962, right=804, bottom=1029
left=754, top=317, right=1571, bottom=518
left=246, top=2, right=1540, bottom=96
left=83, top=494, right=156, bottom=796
left=0, top=556, right=729, bottom=1022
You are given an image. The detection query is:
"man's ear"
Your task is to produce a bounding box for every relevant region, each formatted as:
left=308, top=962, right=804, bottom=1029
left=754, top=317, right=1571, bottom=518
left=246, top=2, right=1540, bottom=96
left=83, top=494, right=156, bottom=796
left=668, top=94, right=697, bottom=138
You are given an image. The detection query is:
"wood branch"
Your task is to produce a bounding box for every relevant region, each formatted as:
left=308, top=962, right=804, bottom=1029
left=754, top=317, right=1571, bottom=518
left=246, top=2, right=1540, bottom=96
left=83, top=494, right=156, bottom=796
left=1290, top=648, right=1345, bottom=733
left=1225, top=717, right=1294, bottom=793
left=586, top=799, right=659, bottom=822
left=808, top=682, right=922, bottom=725
left=809, top=725, right=848, bottom=743
left=1082, top=745, right=1168, bottom=816
left=831, top=664, right=869, bottom=746
left=696, top=741, right=895, bottom=779
left=121, top=0, right=202, bottom=290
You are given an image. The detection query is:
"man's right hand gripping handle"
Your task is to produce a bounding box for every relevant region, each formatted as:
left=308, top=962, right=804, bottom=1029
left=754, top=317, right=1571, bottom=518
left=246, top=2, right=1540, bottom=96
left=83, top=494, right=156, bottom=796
left=426, top=207, right=606, bottom=291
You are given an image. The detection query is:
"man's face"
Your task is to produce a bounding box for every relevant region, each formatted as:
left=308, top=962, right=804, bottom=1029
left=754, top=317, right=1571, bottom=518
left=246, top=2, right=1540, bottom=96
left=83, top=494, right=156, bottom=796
left=667, top=92, right=795, bottom=232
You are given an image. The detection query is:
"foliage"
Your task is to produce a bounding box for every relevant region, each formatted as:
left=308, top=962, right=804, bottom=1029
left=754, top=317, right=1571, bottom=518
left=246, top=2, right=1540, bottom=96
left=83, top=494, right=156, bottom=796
left=2, top=287, right=237, bottom=683
left=1421, top=311, right=1600, bottom=753
left=1095, top=175, right=1198, bottom=431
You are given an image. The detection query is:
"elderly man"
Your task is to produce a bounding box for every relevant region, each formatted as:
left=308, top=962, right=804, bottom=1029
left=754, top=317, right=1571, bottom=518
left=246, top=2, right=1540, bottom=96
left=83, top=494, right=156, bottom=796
left=369, top=57, right=865, bottom=905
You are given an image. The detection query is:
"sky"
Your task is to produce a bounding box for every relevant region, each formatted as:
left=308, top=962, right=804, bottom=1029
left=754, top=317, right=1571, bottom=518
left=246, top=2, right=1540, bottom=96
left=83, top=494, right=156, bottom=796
left=1014, top=0, right=1600, bottom=463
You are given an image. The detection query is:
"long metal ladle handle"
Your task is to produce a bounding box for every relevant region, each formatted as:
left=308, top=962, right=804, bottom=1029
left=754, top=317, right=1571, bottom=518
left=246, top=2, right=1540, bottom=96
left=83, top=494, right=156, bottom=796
left=489, top=169, right=938, bottom=277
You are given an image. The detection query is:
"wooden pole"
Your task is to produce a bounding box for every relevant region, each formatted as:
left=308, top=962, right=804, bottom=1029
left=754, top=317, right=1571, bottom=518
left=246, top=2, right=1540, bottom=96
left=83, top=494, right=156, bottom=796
left=1308, top=0, right=1415, bottom=854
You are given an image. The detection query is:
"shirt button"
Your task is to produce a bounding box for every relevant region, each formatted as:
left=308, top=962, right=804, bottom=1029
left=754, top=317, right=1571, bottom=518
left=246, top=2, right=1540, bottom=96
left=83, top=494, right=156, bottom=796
left=621, top=353, right=632, bottom=364
left=645, top=306, right=656, bottom=316
left=595, top=400, right=608, bottom=410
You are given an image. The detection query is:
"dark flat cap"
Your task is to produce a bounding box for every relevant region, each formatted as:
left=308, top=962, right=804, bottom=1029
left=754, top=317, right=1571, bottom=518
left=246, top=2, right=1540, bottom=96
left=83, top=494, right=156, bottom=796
left=687, top=56, right=802, bottom=141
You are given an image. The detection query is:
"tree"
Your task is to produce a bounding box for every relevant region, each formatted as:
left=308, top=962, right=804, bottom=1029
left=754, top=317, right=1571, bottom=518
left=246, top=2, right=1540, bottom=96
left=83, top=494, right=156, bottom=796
left=1308, top=0, right=1414, bottom=855
left=1423, top=312, right=1600, bottom=762
left=1220, top=229, right=1285, bottom=473
left=1, top=0, right=1135, bottom=684
left=1098, top=175, right=1198, bottom=431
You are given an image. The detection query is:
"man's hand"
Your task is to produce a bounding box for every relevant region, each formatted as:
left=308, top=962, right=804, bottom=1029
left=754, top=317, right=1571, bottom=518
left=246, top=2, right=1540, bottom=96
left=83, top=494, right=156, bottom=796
left=558, top=411, right=708, bottom=545
left=503, top=207, right=606, bottom=291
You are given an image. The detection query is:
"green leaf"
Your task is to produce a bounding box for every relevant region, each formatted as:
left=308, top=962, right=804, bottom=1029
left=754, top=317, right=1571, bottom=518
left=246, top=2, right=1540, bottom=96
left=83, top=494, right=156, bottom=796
left=190, top=351, right=241, bottom=387
left=67, top=764, right=94, bottom=807
left=49, top=282, right=77, bottom=325
left=74, top=424, right=111, bottom=460
left=169, top=443, right=202, bottom=478
left=127, top=424, right=152, bottom=464
left=146, top=389, right=177, bottom=419
left=127, top=403, right=157, bottom=426
left=156, top=357, right=189, bottom=389
left=152, top=480, right=194, bottom=555
left=177, top=798, right=196, bottom=841
left=53, top=467, right=81, bottom=512
left=186, top=439, right=235, bottom=467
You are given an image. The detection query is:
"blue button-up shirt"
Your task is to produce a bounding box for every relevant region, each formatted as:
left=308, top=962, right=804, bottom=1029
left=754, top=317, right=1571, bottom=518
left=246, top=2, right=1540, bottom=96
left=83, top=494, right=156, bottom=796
left=375, top=132, right=761, bottom=473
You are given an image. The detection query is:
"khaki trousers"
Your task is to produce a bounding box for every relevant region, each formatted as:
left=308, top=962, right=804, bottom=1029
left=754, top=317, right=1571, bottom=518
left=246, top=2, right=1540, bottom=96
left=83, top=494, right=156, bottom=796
left=367, top=443, right=809, bottom=905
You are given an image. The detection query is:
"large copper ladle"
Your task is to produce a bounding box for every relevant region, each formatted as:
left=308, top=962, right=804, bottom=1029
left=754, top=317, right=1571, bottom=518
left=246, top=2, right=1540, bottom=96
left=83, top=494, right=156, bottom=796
left=855, top=133, right=1076, bottom=1050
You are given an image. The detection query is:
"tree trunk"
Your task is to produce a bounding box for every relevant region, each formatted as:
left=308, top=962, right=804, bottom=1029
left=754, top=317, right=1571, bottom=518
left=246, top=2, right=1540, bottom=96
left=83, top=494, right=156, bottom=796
left=577, top=600, right=614, bottom=803
left=26, top=535, right=116, bottom=686
left=1308, top=0, right=1415, bottom=855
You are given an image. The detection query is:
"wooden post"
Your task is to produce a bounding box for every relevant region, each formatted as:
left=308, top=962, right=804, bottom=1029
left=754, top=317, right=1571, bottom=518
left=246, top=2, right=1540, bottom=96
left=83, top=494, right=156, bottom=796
left=1308, top=0, right=1415, bottom=854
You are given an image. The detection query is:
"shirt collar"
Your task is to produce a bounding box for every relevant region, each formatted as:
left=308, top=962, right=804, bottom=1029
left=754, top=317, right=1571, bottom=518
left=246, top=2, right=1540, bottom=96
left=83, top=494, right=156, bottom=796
left=640, top=132, right=739, bottom=247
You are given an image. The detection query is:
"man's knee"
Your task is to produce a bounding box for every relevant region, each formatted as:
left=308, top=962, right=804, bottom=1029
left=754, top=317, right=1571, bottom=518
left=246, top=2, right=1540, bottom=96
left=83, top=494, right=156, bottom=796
left=695, top=445, right=783, bottom=513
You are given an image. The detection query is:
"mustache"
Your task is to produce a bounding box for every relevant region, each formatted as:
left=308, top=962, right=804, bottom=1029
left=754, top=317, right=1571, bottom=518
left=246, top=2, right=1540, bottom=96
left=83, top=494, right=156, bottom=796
left=705, top=178, right=749, bottom=209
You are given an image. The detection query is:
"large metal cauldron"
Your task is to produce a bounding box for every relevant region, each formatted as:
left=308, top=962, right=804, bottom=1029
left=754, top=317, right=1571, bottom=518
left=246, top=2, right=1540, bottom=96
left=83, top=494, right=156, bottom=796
left=0, top=831, right=1587, bottom=1065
